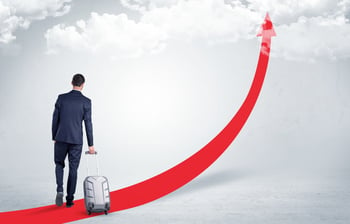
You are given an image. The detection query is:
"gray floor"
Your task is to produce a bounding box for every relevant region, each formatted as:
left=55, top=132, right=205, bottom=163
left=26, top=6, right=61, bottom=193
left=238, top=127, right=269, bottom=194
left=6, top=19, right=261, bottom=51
left=2, top=167, right=349, bottom=224
left=71, top=172, right=350, bottom=224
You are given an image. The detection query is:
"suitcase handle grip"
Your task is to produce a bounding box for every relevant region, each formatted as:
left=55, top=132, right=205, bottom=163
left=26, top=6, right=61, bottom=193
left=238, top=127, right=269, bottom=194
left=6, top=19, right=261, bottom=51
left=85, top=151, right=98, bottom=155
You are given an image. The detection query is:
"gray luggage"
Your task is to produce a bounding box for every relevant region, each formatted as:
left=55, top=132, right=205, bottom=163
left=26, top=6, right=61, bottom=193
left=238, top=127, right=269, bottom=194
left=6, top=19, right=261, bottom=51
left=83, top=151, right=111, bottom=215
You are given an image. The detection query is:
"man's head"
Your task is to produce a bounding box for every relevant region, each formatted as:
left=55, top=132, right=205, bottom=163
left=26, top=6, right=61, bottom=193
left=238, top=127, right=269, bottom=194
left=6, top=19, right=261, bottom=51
left=72, top=74, right=85, bottom=90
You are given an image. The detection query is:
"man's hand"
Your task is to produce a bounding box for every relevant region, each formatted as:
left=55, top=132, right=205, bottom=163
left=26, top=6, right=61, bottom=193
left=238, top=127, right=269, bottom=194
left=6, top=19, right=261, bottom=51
left=88, top=146, right=95, bottom=154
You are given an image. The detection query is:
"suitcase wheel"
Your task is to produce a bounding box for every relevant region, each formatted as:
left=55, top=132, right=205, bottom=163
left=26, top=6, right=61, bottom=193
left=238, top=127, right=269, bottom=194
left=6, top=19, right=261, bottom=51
left=88, top=202, right=94, bottom=210
left=104, top=210, right=108, bottom=215
left=87, top=210, right=91, bottom=215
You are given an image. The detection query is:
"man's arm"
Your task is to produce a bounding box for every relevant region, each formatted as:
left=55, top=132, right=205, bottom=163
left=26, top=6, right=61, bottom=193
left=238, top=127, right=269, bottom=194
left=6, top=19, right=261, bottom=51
left=84, top=99, right=95, bottom=153
left=52, top=96, right=60, bottom=141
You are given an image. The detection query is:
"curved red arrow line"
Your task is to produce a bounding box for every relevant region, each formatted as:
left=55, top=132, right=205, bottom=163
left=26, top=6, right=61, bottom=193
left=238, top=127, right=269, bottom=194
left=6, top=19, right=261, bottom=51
left=0, top=13, right=275, bottom=224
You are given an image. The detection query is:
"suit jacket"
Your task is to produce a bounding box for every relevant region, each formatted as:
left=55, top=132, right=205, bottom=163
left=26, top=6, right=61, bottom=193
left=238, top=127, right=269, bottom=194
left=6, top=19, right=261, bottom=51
left=52, top=90, right=94, bottom=146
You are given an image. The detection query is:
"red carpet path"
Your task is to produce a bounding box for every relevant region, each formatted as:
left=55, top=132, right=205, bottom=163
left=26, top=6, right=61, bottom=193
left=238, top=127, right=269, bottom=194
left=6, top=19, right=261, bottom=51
left=0, top=13, right=275, bottom=224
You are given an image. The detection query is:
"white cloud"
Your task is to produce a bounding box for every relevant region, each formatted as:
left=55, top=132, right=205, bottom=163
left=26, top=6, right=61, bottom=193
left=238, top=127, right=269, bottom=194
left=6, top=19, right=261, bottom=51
left=45, top=0, right=350, bottom=61
left=45, top=0, right=262, bottom=58
left=120, top=0, right=179, bottom=12
left=242, top=0, right=350, bottom=61
left=273, top=15, right=350, bottom=62
left=246, top=0, right=343, bottom=24
left=140, top=0, right=261, bottom=42
left=0, top=0, right=71, bottom=44
left=0, top=1, right=25, bottom=43
left=45, top=12, right=167, bottom=58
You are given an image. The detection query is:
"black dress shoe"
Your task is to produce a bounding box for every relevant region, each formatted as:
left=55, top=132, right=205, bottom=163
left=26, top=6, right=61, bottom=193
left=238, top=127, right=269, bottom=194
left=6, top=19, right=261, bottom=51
left=55, top=192, right=64, bottom=206
left=66, top=201, right=74, bottom=208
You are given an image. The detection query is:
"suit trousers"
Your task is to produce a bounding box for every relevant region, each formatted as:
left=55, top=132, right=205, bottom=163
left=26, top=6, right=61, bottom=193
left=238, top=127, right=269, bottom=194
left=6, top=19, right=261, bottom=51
left=54, top=141, right=82, bottom=200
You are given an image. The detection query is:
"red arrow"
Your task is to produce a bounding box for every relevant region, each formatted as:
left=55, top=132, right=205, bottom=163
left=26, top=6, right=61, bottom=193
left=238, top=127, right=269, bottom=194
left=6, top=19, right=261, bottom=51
left=0, top=13, right=275, bottom=224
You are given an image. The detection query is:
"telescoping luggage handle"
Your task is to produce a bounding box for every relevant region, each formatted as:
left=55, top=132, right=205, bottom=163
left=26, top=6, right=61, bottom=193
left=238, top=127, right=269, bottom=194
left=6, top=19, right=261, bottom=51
left=85, top=151, right=99, bottom=176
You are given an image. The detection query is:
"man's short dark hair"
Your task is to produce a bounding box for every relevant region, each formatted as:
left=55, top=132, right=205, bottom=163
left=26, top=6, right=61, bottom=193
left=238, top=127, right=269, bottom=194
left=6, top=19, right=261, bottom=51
left=72, top=74, right=85, bottom=87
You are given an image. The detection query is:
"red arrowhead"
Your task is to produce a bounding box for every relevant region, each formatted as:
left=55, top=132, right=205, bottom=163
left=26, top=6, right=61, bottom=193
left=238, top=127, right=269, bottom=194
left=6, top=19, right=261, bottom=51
left=257, top=13, right=276, bottom=37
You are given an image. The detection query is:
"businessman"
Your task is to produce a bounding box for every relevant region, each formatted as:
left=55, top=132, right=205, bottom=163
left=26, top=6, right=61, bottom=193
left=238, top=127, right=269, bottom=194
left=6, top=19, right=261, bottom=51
left=52, top=74, right=95, bottom=207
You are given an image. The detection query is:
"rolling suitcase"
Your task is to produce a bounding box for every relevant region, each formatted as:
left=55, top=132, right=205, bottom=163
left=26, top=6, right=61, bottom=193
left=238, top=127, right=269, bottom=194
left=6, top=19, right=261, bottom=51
left=83, top=151, right=111, bottom=215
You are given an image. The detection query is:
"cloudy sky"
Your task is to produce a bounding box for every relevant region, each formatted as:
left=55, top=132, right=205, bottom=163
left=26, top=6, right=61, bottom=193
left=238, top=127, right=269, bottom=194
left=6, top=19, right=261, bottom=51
left=0, top=0, right=349, bottom=216
left=1, top=0, right=350, bottom=60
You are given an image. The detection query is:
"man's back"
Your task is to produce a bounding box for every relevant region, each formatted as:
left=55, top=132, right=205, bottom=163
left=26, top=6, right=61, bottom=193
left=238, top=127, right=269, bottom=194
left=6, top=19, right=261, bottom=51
left=52, top=90, right=93, bottom=146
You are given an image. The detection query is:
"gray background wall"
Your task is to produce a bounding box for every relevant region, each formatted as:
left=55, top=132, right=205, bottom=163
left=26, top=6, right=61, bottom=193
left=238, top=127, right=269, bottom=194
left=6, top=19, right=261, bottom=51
left=0, top=0, right=349, bottom=223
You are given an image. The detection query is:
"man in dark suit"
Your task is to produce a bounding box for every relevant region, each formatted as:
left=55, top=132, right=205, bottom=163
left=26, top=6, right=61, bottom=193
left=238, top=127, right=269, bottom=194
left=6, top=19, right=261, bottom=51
left=52, top=74, right=95, bottom=207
